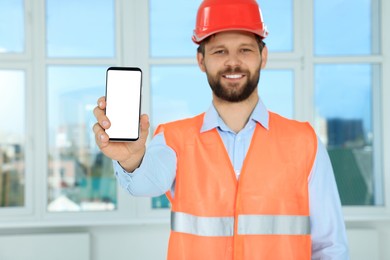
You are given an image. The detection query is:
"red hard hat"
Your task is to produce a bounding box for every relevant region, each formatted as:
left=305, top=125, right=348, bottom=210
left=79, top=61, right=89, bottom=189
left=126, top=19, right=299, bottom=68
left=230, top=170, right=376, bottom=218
left=192, top=0, right=268, bottom=44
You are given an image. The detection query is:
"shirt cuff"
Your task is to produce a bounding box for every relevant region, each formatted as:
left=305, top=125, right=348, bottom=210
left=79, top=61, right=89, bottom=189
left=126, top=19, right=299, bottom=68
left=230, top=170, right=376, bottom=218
left=112, top=160, right=137, bottom=189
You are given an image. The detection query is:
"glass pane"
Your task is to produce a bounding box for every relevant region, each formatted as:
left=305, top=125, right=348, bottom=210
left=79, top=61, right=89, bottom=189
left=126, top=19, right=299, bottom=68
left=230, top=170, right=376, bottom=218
left=0, top=70, right=25, bottom=207
left=259, top=69, right=294, bottom=119
left=314, top=64, right=382, bottom=206
left=259, top=0, right=293, bottom=52
left=47, top=66, right=117, bottom=212
left=0, top=0, right=24, bottom=53
left=46, top=0, right=115, bottom=58
left=314, top=0, right=379, bottom=56
left=150, top=65, right=211, bottom=129
left=150, top=0, right=201, bottom=58
left=152, top=195, right=171, bottom=209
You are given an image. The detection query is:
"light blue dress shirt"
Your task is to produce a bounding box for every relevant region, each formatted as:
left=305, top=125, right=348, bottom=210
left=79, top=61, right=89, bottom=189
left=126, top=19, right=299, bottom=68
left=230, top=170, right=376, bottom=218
left=114, top=99, right=350, bottom=259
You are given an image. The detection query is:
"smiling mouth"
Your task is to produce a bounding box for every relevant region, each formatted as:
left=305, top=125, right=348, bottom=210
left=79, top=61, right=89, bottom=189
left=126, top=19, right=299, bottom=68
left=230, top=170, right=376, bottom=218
left=223, top=74, right=245, bottom=79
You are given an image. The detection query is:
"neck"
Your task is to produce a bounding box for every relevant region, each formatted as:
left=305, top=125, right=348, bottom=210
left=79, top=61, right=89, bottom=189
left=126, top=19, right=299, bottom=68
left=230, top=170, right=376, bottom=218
left=213, top=93, right=259, bottom=133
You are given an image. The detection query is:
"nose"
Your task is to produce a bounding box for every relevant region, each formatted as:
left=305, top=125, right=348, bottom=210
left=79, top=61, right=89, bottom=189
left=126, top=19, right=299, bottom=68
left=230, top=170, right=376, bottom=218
left=224, top=53, right=242, bottom=68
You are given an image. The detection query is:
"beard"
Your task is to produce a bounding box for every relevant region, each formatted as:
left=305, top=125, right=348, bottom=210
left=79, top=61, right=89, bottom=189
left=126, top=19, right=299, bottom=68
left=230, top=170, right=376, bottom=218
left=206, top=66, right=261, bottom=102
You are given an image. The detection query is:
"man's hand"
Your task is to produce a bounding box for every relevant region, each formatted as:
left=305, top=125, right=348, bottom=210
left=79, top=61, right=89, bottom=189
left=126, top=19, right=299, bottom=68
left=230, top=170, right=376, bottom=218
left=92, top=96, right=150, bottom=172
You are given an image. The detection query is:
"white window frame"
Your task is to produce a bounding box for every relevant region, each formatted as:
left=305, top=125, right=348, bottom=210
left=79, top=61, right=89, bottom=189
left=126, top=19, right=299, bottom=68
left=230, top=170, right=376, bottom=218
left=0, top=0, right=34, bottom=220
left=382, top=0, right=390, bottom=220
left=0, top=0, right=389, bottom=229
left=301, top=0, right=389, bottom=220
left=0, top=0, right=151, bottom=228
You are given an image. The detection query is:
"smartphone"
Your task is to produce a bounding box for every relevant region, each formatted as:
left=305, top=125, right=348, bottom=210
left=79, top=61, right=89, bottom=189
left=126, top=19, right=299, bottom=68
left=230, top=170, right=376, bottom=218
left=105, top=67, right=142, bottom=141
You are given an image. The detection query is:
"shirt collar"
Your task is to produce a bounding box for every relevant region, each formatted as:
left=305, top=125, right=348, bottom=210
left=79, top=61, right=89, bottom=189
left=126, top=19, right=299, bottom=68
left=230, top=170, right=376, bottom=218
left=200, top=98, right=269, bottom=133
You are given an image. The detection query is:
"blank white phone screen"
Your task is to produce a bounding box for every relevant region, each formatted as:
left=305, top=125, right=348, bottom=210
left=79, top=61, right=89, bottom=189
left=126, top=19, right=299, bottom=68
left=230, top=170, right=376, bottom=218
left=105, top=68, right=142, bottom=141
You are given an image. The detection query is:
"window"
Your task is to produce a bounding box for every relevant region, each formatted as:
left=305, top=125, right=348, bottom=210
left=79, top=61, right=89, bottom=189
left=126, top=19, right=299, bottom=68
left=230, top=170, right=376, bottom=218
left=313, top=0, right=383, bottom=206
left=0, top=70, right=25, bottom=207
left=47, top=66, right=116, bottom=212
left=46, top=0, right=115, bottom=58
left=314, top=0, right=380, bottom=56
left=0, top=0, right=388, bottom=227
left=314, top=64, right=381, bottom=205
left=259, top=70, right=294, bottom=119
left=0, top=0, right=133, bottom=224
left=44, top=0, right=117, bottom=212
left=150, top=65, right=210, bottom=129
left=0, top=0, right=27, bottom=210
left=260, top=0, right=293, bottom=52
left=0, top=0, right=24, bottom=53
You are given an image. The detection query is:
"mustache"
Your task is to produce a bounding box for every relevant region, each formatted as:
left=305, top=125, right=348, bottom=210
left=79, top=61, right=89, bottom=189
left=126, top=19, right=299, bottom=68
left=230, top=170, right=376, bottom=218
left=220, top=67, right=247, bottom=74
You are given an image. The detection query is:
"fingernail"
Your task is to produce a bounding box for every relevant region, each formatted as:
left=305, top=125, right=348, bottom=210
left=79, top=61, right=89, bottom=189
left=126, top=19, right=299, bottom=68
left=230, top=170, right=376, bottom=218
left=99, top=101, right=104, bottom=108
left=102, top=121, right=109, bottom=127
left=100, top=134, right=105, bottom=141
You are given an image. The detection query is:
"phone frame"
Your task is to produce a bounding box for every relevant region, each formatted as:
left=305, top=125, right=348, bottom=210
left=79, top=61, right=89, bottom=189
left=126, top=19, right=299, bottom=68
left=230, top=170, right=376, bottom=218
left=104, top=66, right=142, bottom=142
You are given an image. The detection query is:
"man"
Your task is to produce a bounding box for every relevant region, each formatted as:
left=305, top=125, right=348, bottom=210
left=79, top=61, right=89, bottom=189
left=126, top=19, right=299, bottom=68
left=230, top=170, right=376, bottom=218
left=93, top=0, right=349, bottom=259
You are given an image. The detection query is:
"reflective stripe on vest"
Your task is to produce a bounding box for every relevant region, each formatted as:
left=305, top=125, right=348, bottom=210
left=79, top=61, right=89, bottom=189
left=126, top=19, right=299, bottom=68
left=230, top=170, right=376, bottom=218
left=237, top=215, right=310, bottom=235
left=171, top=211, right=234, bottom=237
left=171, top=211, right=310, bottom=237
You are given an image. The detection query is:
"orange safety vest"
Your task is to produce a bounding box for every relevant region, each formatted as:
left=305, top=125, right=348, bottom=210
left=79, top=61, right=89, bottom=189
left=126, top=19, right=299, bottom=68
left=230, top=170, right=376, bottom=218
left=155, top=112, right=317, bottom=260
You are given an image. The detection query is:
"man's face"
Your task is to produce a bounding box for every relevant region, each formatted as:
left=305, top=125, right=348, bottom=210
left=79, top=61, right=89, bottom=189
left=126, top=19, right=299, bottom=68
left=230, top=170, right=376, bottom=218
left=197, top=31, right=267, bottom=102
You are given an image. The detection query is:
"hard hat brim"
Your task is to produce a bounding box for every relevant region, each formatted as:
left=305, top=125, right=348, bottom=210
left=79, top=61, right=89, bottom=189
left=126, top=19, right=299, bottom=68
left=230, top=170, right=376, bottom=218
left=192, top=26, right=268, bottom=44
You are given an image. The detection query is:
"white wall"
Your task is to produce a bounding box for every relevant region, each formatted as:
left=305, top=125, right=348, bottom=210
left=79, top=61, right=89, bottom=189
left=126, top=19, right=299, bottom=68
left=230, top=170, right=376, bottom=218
left=1, top=223, right=390, bottom=260
left=90, top=224, right=170, bottom=260
left=92, top=224, right=390, bottom=260
left=0, top=224, right=170, bottom=260
left=0, top=233, right=90, bottom=260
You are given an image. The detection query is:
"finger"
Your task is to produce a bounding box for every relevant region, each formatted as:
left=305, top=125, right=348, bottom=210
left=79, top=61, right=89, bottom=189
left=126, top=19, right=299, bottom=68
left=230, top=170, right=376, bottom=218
left=139, top=114, right=150, bottom=140
left=140, top=114, right=150, bottom=130
left=97, top=96, right=106, bottom=109
left=93, top=105, right=104, bottom=119
left=93, top=106, right=111, bottom=129
left=92, top=122, right=103, bottom=134
left=93, top=123, right=109, bottom=148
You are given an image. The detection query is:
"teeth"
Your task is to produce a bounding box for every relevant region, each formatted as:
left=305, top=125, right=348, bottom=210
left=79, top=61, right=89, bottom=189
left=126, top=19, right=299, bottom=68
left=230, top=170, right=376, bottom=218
left=225, top=74, right=242, bottom=79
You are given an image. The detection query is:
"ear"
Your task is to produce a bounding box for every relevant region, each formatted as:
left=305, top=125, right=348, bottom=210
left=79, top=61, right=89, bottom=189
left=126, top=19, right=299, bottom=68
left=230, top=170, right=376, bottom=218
left=197, top=52, right=206, bottom=72
left=260, top=45, right=268, bottom=69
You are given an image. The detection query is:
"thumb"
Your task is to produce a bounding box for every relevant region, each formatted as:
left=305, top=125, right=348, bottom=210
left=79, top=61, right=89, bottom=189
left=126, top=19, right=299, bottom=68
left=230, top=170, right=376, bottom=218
left=139, top=114, right=150, bottom=140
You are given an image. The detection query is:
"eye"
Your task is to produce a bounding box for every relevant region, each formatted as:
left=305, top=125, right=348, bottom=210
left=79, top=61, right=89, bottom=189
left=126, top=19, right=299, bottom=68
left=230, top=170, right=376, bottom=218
left=241, top=48, right=253, bottom=53
left=212, top=49, right=226, bottom=55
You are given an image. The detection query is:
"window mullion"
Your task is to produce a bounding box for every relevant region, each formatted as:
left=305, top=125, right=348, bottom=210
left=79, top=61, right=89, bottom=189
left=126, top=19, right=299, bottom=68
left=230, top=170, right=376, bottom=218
left=297, top=0, right=314, bottom=123
left=381, top=0, right=390, bottom=212
left=32, top=0, right=49, bottom=222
